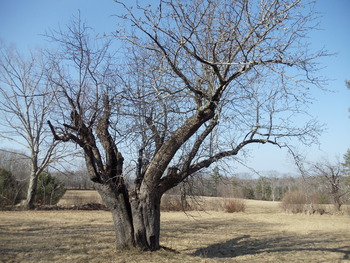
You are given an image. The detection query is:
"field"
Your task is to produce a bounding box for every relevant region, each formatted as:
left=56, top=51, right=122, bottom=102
left=1, top=199, right=350, bottom=263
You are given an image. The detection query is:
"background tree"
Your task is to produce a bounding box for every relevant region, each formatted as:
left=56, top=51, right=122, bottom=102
left=341, top=148, right=350, bottom=199
left=0, top=149, right=30, bottom=184
left=343, top=148, right=350, bottom=174
left=0, top=167, right=21, bottom=207
left=35, top=172, right=65, bottom=206
left=48, top=0, right=326, bottom=251
left=211, top=166, right=221, bottom=197
left=255, top=177, right=272, bottom=200
left=0, top=46, right=63, bottom=209
left=0, top=149, right=30, bottom=206
left=312, top=159, right=348, bottom=211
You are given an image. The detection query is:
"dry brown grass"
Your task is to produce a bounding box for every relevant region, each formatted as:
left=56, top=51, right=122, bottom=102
left=58, top=190, right=242, bottom=212
left=1, top=199, right=350, bottom=262
left=57, top=190, right=103, bottom=207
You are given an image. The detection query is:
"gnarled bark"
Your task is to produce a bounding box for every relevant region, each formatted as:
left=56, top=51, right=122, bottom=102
left=130, top=193, right=161, bottom=251
left=95, top=184, right=135, bottom=250
left=95, top=182, right=162, bottom=251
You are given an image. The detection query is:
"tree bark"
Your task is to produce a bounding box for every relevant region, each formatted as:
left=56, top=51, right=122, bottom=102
left=96, top=183, right=162, bottom=251
left=25, top=172, right=38, bottom=209
left=130, top=192, right=161, bottom=251
left=332, top=192, right=342, bottom=212
left=95, top=184, right=135, bottom=250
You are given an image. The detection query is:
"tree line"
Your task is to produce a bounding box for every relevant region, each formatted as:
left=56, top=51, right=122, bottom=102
left=2, top=147, right=349, bottom=210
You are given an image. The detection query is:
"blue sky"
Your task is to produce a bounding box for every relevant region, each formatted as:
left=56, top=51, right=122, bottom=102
left=0, top=0, right=349, bottom=175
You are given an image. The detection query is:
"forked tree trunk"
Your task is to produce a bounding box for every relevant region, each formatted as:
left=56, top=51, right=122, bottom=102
left=95, top=184, right=162, bottom=251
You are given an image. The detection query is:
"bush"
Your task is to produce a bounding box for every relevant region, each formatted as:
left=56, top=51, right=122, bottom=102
left=280, top=191, right=307, bottom=213
left=0, top=167, right=22, bottom=207
left=224, top=198, right=246, bottom=213
left=35, top=172, right=65, bottom=205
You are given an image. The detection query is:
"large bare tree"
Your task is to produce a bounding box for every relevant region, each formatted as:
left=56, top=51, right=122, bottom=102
left=47, top=0, right=326, bottom=251
left=0, top=45, right=62, bottom=209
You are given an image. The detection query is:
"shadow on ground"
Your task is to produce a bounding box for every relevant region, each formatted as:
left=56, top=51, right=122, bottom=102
left=191, top=233, right=350, bottom=260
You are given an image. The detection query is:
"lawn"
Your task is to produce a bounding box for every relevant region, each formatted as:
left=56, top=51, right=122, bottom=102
left=1, top=200, right=350, bottom=262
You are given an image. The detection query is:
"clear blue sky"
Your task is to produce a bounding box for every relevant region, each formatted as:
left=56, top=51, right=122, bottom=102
left=0, top=0, right=349, bottom=175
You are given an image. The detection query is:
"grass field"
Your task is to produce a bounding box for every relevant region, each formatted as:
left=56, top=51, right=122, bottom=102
left=1, top=199, right=350, bottom=262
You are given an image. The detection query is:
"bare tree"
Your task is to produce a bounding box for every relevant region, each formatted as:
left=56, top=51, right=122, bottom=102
left=47, top=0, right=326, bottom=251
left=312, top=159, right=349, bottom=211
left=0, top=149, right=30, bottom=181
left=0, top=45, right=63, bottom=209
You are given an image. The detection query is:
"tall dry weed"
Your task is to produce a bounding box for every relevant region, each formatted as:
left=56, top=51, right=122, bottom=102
left=224, top=198, right=246, bottom=213
left=280, top=191, right=306, bottom=213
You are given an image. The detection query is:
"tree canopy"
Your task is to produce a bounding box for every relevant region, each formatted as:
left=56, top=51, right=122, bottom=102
left=46, top=0, right=327, bottom=251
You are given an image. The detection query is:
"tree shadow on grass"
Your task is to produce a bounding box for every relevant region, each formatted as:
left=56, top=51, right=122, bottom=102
left=0, top=221, right=116, bottom=262
left=192, top=234, right=350, bottom=260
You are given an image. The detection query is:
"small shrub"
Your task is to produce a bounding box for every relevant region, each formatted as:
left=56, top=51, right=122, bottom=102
left=280, top=191, right=306, bottom=213
left=224, top=198, right=246, bottom=213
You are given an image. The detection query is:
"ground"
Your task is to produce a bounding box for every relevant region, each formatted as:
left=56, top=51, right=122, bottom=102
left=1, top=200, right=350, bottom=262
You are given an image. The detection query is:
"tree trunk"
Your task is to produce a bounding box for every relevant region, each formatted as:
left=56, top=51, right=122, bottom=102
left=25, top=173, right=38, bottom=209
left=95, top=184, right=135, bottom=250
left=333, top=195, right=342, bottom=212
left=130, top=193, right=161, bottom=251
left=96, top=183, right=162, bottom=251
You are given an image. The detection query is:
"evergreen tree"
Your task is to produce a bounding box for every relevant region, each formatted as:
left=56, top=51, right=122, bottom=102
left=35, top=172, right=65, bottom=206
left=342, top=149, right=350, bottom=175
left=0, top=167, right=21, bottom=206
